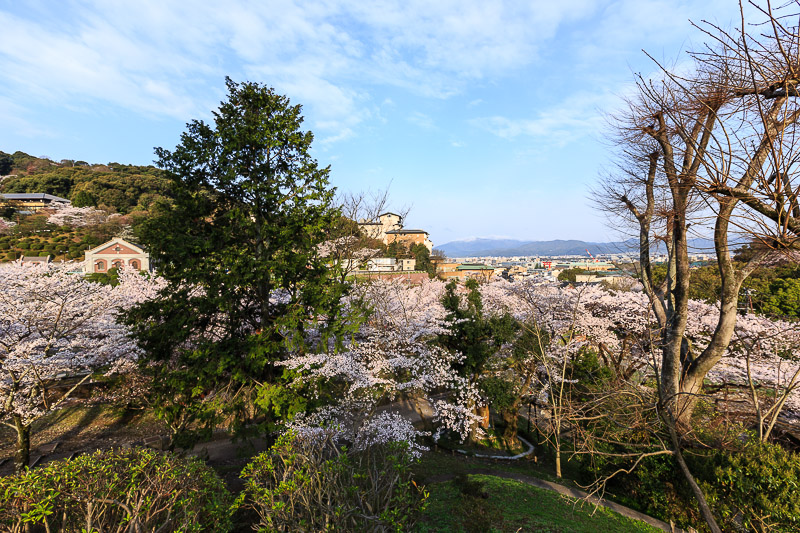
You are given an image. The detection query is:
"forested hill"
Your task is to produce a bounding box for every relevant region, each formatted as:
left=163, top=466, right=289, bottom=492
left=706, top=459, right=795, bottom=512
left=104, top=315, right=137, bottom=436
left=0, top=150, right=169, bottom=215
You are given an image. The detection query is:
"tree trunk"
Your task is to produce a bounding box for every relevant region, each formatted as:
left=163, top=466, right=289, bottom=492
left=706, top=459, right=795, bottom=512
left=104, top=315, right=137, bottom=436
left=13, top=414, right=30, bottom=474
left=468, top=404, right=491, bottom=443
left=554, top=444, right=562, bottom=478
left=477, top=404, right=490, bottom=429
left=502, top=409, right=518, bottom=445
left=665, top=415, right=722, bottom=533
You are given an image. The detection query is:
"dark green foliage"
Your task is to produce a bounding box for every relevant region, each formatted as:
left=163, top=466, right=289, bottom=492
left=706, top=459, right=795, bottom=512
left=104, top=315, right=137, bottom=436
left=576, top=410, right=800, bottom=533
left=387, top=240, right=409, bottom=258
left=757, top=277, right=800, bottom=318
left=439, top=279, right=516, bottom=378
left=0, top=153, right=12, bottom=175
left=480, top=376, right=517, bottom=414
left=85, top=266, right=121, bottom=286
left=687, top=265, right=722, bottom=303
left=692, top=439, right=800, bottom=532
left=567, top=350, right=614, bottom=393
left=557, top=267, right=588, bottom=282
left=0, top=447, right=233, bottom=532
left=71, top=188, right=96, bottom=207
left=411, top=243, right=434, bottom=274
left=647, top=260, right=800, bottom=318
left=124, top=79, right=353, bottom=443
left=239, top=432, right=428, bottom=532
left=2, top=172, right=73, bottom=197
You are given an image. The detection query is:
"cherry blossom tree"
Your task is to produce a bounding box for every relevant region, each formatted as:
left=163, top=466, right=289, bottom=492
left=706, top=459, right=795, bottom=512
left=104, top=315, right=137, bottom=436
left=476, top=279, right=638, bottom=475
left=0, top=263, right=154, bottom=472
left=46, top=206, right=116, bottom=228
left=280, top=278, right=484, bottom=454
left=0, top=218, right=15, bottom=234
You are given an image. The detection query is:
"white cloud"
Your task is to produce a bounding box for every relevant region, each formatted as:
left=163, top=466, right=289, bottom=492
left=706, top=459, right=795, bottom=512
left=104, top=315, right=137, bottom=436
left=470, top=91, right=616, bottom=146
left=0, top=0, right=759, bottom=149
left=0, top=0, right=602, bottom=143
left=407, top=112, right=435, bottom=130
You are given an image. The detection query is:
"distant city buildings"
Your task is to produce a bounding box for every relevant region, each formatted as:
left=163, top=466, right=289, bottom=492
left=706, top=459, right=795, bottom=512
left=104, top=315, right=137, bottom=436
left=358, top=212, right=433, bottom=253
left=0, top=193, right=71, bottom=212
left=435, top=262, right=496, bottom=282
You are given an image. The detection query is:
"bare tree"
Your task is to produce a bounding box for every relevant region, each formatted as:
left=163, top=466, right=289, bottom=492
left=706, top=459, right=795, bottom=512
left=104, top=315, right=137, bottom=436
left=321, top=188, right=410, bottom=282
left=594, top=4, right=800, bottom=530
left=599, top=0, right=800, bottom=431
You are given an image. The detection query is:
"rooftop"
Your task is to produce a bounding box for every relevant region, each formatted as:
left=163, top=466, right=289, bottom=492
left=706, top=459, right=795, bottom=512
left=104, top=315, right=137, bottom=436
left=386, top=229, right=428, bottom=235
left=1, top=193, right=70, bottom=203
left=457, top=264, right=494, bottom=270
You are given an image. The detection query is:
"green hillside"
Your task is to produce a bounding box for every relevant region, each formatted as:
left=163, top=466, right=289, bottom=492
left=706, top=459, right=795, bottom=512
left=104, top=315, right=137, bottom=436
left=0, top=150, right=169, bottom=214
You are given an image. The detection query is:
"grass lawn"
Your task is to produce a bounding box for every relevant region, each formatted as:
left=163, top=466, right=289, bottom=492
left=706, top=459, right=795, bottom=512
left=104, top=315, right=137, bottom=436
left=411, top=441, right=585, bottom=488
left=416, top=474, right=663, bottom=533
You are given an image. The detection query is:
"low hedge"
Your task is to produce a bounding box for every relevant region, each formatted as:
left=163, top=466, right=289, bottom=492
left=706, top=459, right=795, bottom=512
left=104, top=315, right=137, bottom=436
left=0, top=447, right=233, bottom=532
left=238, top=431, right=428, bottom=532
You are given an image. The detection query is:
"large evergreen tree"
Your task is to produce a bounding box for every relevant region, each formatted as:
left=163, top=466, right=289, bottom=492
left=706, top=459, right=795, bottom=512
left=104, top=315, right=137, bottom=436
left=0, top=153, right=12, bottom=175
left=125, top=79, right=350, bottom=443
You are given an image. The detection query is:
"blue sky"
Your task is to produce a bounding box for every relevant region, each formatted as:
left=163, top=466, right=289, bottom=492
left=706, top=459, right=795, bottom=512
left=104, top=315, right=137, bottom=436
left=0, top=0, right=753, bottom=245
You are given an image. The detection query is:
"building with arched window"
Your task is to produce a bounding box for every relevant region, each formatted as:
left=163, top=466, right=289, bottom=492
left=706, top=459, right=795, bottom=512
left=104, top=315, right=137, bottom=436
left=83, top=238, right=150, bottom=274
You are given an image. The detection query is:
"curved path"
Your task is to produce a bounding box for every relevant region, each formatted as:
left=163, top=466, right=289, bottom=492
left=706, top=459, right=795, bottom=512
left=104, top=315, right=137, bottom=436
left=422, top=468, right=690, bottom=533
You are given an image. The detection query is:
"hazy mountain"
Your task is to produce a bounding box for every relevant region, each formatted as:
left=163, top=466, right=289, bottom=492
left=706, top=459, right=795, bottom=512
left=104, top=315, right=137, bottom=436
left=435, top=238, right=721, bottom=258
left=433, top=238, right=530, bottom=257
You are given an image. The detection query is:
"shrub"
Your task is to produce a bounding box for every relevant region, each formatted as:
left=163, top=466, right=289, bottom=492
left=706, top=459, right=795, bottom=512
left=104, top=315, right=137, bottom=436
left=0, top=447, right=233, bottom=532
left=239, top=431, right=428, bottom=532
left=691, top=439, right=800, bottom=532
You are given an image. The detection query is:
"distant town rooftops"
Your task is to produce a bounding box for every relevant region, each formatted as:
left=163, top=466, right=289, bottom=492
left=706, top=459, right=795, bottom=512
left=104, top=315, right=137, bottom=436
left=457, top=264, right=494, bottom=270
left=386, top=229, right=428, bottom=234
left=1, top=193, right=70, bottom=203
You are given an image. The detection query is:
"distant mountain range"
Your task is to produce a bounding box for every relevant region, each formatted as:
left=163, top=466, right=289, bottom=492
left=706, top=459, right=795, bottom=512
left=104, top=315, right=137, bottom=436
left=435, top=238, right=722, bottom=258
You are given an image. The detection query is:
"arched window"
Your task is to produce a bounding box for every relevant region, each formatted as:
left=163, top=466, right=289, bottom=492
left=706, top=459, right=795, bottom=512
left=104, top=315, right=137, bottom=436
left=129, top=259, right=140, bottom=269
left=112, top=260, right=123, bottom=269
left=95, top=260, right=106, bottom=272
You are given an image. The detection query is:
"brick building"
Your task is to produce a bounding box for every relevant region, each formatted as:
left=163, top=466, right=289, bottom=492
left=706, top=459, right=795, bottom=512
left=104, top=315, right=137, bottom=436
left=83, top=238, right=150, bottom=274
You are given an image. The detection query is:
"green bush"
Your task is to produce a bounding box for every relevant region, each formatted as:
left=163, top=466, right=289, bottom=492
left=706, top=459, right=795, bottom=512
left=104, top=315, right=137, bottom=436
left=16, top=242, right=30, bottom=250
left=37, top=251, right=50, bottom=257
left=239, top=431, right=428, bottom=532
left=29, top=242, right=44, bottom=250
left=691, top=439, right=800, bottom=532
left=0, top=447, right=233, bottom=532
left=582, top=429, right=800, bottom=533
